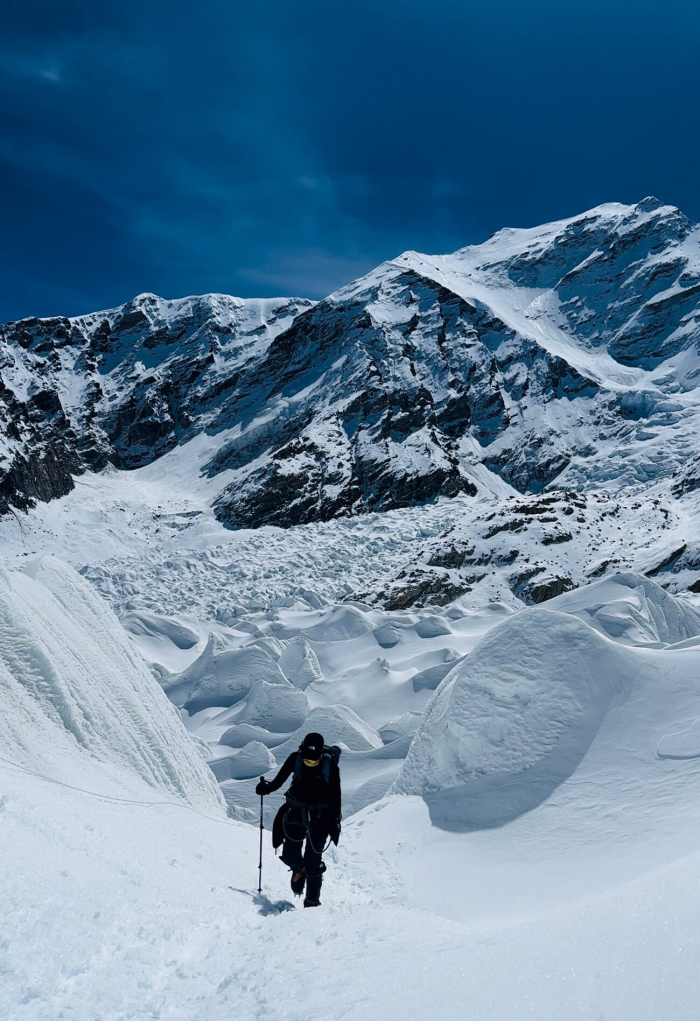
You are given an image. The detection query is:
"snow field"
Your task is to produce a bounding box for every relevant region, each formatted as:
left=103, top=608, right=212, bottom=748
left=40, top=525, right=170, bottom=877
left=4, top=755, right=700, bottom=1020
left=3, top=521, right=700, bottom=1016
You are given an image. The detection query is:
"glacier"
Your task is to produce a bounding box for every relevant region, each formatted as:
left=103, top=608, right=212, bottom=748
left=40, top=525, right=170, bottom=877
left=4, top=561, right=700, bottom=1019
left=3, top=198, right=700, bottom=1017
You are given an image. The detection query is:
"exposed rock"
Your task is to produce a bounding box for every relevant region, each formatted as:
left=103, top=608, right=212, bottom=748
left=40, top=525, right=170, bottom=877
left=427, top=542, right=476, bottom=569
left=520, top=574, right=576, bottom=604
left=645, top=545, right=688, bottom=577
left=586, top=558, right=619, bottom=578
left=541, top=530, right=573, bottom=546
left=368, top=568, right=475, bottom=611
left=672, top=454, right=700, bottom=497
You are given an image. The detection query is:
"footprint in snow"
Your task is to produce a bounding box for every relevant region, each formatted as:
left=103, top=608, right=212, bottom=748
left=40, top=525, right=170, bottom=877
left=254, top=893, right=296, bottom=916
left=228, top=887, right=296, bottom=915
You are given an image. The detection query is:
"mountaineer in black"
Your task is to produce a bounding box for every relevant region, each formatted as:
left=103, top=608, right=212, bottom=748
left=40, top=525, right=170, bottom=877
left=256, top=732, right=341, bottom=908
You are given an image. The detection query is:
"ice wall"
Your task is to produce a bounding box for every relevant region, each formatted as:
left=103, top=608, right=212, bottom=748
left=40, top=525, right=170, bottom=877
left=0, top=557, right=224, bottom=812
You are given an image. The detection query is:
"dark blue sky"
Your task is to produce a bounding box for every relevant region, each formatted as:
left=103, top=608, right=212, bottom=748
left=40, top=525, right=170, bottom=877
left=2, top=0, right=700, bottom=321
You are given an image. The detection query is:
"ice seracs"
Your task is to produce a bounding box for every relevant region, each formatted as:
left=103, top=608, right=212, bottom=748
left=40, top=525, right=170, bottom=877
left=547, top=571, right=700, bottom=645
left=278, top=637, right=323, bottom=689
left=208, top=739, right=276, bottom=781
left=166, top=637, right=288, bottom=713
left=392, top=605, right=632, bottom=825
left=233, top=678, right=310, bottom=732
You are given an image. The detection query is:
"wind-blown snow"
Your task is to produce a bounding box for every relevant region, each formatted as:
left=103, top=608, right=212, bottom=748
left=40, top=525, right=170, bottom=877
left=393, top=606, right=632, bottom=824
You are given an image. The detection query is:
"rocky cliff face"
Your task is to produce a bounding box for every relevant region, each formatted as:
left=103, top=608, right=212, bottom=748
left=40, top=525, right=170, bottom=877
left=0, top=294, right=312, bottom=513
left=2, top=197, right=700, bottom=527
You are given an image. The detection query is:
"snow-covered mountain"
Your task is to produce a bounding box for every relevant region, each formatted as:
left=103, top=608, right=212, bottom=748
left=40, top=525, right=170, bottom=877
left=2, top=196, right=700, bottom=530
left=5, top=198, right=700, bottom=1018
left=0, top=294, right=313, bottom=511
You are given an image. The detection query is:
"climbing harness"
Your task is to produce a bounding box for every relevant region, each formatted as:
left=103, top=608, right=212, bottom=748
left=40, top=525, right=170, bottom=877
left=282, top=797, right=333, bottom=854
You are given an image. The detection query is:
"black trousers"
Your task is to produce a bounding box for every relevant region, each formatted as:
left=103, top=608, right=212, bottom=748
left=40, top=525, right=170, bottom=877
left=280, top=805, right=329, bottom=901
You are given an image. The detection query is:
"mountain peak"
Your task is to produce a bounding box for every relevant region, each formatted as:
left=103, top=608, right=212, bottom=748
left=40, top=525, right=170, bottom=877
left=636, top=195, right=666, bottom=212
left=1, top=199, right=700, bottom=530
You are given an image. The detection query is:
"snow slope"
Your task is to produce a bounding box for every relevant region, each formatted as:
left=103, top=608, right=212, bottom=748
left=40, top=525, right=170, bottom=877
left=4, top=763, right=700, bottom=1021
left=0, top=555, right=223, bottom=810
left=4, top=569, right=700, bottom=1019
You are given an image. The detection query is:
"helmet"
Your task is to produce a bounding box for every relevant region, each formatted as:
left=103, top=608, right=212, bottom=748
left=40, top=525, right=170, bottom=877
left=301, top=732, right=324, bottom=763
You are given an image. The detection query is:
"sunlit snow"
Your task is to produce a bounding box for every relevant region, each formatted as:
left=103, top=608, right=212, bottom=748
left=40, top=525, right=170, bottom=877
left=4, top=199, right=700, bottom=1018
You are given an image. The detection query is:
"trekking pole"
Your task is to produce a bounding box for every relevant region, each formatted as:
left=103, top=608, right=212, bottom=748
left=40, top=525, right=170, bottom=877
left=258, top=778, right=264, bottom=894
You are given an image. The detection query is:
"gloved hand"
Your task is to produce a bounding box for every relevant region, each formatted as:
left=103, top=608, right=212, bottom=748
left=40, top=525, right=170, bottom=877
left=255, top=778, right=271, bottom=796
left=329, top=816, right=342, bottom=845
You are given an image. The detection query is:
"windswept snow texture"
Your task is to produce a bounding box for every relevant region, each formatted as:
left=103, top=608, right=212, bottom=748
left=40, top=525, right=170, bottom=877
left=395, top=573, right=700, bottom=827
left=0, top=556, right=223, bottom=811
left=393, top=605, right=632, bottom=828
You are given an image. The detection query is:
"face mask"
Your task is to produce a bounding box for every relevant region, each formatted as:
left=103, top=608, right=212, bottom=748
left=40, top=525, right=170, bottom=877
left=303, top=757, right=321, bottom=767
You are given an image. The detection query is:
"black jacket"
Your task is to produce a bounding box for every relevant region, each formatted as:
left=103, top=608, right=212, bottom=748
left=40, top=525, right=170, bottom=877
left=265, top=751, right=341, bottom=818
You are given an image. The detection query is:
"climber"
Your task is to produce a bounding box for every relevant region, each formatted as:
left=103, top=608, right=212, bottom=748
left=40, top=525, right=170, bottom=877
left=256, top=732, right=341, bottom=908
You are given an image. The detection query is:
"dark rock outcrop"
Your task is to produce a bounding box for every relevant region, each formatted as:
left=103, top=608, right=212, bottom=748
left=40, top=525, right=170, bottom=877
left=519, top=574, right=576, bottom=604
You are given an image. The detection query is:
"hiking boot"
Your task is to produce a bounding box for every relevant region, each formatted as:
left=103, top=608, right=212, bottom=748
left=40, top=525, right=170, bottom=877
left=304, top=866, right=323, bottom=904
left=303, top=898, right=321, bottom=907
left=290, top=869, right=306, bottom=896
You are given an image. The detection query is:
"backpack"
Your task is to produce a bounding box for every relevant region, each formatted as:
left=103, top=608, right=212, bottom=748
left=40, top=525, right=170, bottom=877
left=293, top=744, right=341, bottom=785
